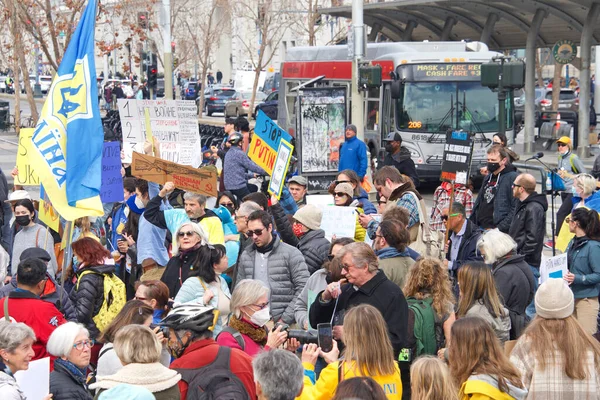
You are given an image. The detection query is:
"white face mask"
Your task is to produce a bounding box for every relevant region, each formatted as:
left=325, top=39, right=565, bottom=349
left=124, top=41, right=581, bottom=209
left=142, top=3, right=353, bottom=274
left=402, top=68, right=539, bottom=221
left=134, top=196, right=145, bottom=210
left=249, top=307, right=270, bottom=327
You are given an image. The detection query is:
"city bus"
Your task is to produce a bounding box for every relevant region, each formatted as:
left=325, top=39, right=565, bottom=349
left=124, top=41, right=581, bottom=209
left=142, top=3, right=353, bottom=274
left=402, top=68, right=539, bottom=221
left=277, top=41, right=514, bottom=187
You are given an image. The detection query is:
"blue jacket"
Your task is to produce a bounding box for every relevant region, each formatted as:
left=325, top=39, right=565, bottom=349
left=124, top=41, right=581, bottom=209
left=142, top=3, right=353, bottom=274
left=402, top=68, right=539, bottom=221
left=355, top=188, right=377, bottom=215
left=137, top=182, right=171, bottom=267
left=572, top=190, right=600, bottom=212
left=338, top=136, right=368, bottom=179
left=566, top=236, right=600, bottom=299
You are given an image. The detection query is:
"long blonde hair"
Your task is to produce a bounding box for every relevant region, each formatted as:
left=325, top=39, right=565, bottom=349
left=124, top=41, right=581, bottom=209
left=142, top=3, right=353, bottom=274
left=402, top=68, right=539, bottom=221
left=343, top=304, right=396, bottom=376
left=457, top=262, right=506, bottom=318
left=410, top=356, right=458, bottom=400
left=403, top=257, right=455, bottom=318
left=520, top=315, right=600, bottom=379
left=449, top=317, right=523, bottom=394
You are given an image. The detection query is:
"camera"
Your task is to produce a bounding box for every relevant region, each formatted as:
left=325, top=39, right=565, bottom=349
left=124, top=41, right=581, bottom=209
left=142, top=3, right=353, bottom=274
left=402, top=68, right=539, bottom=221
left=150, top=323, right=170, bottom=337
left=273, top=323, right=318, bottom=345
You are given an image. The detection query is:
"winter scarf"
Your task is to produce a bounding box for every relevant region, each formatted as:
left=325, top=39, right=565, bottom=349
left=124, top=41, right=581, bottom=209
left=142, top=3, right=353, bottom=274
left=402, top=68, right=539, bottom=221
left=228, top=315, right=268, bottom=345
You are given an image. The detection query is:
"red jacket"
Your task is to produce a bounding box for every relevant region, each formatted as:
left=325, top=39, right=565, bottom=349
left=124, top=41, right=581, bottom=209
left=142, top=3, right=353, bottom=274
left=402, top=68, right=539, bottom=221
left=0, top=290, right=66, bottom=366
left=169, top=338, right=257, bottom=399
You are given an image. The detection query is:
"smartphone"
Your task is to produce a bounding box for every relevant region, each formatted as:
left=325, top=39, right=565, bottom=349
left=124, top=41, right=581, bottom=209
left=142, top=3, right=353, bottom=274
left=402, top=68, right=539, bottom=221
left=317, top=323, right=333, bottom=353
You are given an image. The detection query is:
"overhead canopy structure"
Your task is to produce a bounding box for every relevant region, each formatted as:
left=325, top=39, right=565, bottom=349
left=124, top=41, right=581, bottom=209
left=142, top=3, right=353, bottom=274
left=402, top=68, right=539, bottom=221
left=319, top=0, right=600, bottom=155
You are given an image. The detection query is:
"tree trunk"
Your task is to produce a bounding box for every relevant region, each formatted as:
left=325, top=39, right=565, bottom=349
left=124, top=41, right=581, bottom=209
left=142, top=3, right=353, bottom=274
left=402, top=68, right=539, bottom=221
left=551, top=61, right=561, bottom=113
left=535, top=49, right=544, bottom=88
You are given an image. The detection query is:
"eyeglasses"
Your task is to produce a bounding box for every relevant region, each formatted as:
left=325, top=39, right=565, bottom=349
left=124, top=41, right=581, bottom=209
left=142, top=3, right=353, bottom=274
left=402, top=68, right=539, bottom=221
left=557, top=143, right=568, bottom=147
left=441, top=213, right=461, bottom=221
left=177, top=231, right=196, bottom=238
left=251, top=302, right=269, bottom=310
left=334, top=192, right=347, bottom=197
left=73, top=339, right=95, bottom=351
left=246, top=228, right=266, bottom=237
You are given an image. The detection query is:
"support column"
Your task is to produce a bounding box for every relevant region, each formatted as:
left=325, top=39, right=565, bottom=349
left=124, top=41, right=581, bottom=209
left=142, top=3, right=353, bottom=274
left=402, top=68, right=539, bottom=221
left=368, top=23, right=382, bottom=42
left=578, top=3, right=600, bottom=157
left=479, top=13, right=499, bottom=45
left=524, top=9, right=547, bottom=153
left=594, top=46, right=600, bottom=109
left=351, top=0, right=365, bottom=141
left=161, top=0, right=173, bottom=100
left=402, top=20, right=417, bottom=41
left=440, top=17, right=456, bottom=41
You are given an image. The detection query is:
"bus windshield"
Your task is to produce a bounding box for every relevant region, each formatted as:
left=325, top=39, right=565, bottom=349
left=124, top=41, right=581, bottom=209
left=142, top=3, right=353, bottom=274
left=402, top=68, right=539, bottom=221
left=396, top=81, right=512, bottom=133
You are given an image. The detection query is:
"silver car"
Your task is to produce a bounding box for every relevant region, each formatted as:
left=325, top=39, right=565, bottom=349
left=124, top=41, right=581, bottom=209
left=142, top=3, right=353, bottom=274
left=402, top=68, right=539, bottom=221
left=224, top=91, right=267, bottom=117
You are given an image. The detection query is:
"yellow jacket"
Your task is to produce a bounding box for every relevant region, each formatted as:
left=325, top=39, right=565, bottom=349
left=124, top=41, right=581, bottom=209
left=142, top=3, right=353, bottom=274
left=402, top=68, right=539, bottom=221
left=354, top=207, right=366, bottom=242
left=199, top=215, right=225, bottom=245
left=297, top=361, right=402, bottom=400
left=460, top=374, right=528, bottom=400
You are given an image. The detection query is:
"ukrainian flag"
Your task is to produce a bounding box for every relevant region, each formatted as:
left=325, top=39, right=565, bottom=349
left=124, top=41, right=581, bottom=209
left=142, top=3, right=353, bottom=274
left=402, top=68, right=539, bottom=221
left=29, top=0, right=104, bottom=221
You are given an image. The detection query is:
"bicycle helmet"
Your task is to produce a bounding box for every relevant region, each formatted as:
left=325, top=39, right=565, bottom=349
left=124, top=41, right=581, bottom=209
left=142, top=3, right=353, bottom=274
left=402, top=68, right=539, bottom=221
left=160, top=305, right=219, bottom=334
left=228, top=132, right=243, bottom=146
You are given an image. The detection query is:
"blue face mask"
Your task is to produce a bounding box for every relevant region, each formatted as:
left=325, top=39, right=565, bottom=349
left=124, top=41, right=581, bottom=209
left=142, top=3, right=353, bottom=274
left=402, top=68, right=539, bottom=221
left=571, top=186, right=579, bottom=196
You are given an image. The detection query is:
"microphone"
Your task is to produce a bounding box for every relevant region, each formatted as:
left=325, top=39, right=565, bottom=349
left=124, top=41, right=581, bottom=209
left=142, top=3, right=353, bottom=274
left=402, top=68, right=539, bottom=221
left=525, top=152, right=544, bottom=162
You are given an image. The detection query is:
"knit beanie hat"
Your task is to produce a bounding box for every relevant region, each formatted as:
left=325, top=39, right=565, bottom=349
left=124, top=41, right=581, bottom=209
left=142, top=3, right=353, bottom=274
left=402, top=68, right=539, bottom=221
left=293, top=204, right=322, bottom=231
left=334, top=182, right=354, bottom=199
left=535, top=278, right=574, bottom=319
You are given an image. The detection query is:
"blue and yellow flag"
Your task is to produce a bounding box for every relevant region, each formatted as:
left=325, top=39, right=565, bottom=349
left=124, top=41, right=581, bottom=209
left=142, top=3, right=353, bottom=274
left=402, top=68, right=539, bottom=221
left=29, top=0, right=104, bottom=221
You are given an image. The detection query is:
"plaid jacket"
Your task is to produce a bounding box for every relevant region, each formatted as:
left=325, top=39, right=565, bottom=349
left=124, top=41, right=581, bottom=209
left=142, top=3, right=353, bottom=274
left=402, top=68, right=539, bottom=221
left=430, top=185, right=474, bottom=232
left=510, top=337, right=600, bottom=399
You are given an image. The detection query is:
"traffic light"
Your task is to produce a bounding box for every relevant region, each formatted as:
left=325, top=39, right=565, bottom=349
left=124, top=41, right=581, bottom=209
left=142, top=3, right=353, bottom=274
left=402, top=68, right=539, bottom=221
left=138, top=12, right=149, bottom=29
left=148, top=53, right=158, bottom=90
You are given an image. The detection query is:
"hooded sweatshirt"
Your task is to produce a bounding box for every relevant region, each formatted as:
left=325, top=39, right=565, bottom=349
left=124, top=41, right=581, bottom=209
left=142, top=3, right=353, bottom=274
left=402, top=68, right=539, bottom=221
left=461, top=374, right=528, bottom=400
left=508, top=192, right=548, bottom=268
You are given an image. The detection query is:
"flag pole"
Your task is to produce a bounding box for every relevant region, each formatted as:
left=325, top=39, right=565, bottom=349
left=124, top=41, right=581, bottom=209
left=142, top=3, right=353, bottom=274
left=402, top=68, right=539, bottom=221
left=59, top=221, right=73, bottom=310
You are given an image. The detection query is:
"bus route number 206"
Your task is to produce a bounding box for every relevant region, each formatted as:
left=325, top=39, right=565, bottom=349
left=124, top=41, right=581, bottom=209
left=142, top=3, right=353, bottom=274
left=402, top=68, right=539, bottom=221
left=408, top=121, right=423, bottom=129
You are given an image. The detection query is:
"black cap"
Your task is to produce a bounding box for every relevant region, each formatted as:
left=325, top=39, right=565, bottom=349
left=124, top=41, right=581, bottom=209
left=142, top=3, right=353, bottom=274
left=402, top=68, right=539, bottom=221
left=383, top=132, right=402, bottom=142
left=20, top=247, right=52, bottom=262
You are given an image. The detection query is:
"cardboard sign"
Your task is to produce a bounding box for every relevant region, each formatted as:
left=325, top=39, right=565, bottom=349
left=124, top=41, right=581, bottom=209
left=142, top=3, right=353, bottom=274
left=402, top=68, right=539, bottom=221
left=440, top=131, right=474, bottom=184
left=320, top=205, right=357, bottom=241
left=540, top=253, right=568, bottom=284
left=39, top=185, right=60, bottom=232
left=249, top=110, right=292, bottom=175
left=100, top=141, right=124, bottom=203
left=15, top=128, right=40, bottom=186
left=268, top=139, right=294, bottom=199
left=131, top=152, right=218, bottom=197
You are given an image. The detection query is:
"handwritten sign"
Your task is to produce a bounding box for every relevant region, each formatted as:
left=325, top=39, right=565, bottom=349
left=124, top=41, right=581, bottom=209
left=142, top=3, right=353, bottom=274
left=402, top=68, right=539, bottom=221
left=131, top=152, right=218, bottom=197
left=440, top=131, right=474, bottom=184
left=268, top=139, right=294, bottom=199
left=101, top=142, right=124, bottom=203
left=320, top=205, right=357, bottom=241
left=540, top=253, right=568, bottom=284
left=39, top=185, right=60, bottom=232
left=15, top=128, right=39, bottom=186
left=117, top=99, right=202, bottom=167
left=249, top=110, right=292, bottom=175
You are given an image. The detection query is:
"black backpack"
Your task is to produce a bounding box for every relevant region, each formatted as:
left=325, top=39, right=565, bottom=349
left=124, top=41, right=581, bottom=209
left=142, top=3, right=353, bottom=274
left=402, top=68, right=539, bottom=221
left=175, top=346, right=251, bottom=400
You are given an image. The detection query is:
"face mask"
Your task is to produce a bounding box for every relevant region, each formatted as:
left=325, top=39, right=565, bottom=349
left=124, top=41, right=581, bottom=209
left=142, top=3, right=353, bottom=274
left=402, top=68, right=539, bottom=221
left=571, top=186, right=579, bottom=196
left=249, top=307, right=270, bottom=327
left=292, top=223, right=306, bottom=238
left=384, top=143, right=394, bottom=153
left=15, top=215, right=31, bottom=226
left=134, top=196, right=145, bottom=210
left=487, top=162, right=501, bottom=174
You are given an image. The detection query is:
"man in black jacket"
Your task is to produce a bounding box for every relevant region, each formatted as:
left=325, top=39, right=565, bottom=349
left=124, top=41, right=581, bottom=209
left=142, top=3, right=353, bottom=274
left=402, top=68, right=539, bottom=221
left=381, top=132, right=419, bottom=187
left=508, top=173, right=547, bottom=316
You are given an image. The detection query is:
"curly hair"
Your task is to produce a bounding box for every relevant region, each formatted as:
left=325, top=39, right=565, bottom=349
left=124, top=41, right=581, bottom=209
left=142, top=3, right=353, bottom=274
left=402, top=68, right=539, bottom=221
left=403, top=257, right=455, bottom=318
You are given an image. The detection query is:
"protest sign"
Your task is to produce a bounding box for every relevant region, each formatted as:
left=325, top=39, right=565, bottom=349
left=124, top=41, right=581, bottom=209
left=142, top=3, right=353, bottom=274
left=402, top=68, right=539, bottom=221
left=540, top=253, right=568, bottom=284
left=320, top=205, right=357, bottom=241
left=131, top=152, right=218, bottom=197
left=440, top=131, right=474, bottom=184
left=268, top=139, right=294, bottom=199
left=117, top=99, right=201, bottom=167
left=306, top=194, right=335, bottom=208
left=15, top=128, right=39, bottom=186
left=39, top=185, right=60, bottom=233
left=15, top=356, right=49, bottom=399
left=100, top=141, right=124, bottom=203
left=249, top=110, right=292, bottom=175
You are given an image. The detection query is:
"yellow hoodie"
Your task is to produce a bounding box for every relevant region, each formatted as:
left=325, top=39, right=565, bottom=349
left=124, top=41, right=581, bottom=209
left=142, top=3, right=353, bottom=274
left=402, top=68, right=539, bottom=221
left=297, top=361, right=402, bottom=400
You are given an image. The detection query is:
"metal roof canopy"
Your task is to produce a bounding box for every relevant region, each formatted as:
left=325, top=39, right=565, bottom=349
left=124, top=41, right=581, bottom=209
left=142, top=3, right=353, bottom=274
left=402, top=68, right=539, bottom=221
left=319, top=0, right=599, bottom=50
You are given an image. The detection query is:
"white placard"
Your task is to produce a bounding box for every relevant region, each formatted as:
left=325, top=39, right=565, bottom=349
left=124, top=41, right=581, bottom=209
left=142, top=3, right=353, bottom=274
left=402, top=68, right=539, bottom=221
left=306, top=194, right=334, bottom=209
left=15, top=356, right=50, bottom=400
left=117, top=99, right=202, bottom=167
left=321, top=205, right=357, bottom=241
left=540, top=253, right=568, bottom=284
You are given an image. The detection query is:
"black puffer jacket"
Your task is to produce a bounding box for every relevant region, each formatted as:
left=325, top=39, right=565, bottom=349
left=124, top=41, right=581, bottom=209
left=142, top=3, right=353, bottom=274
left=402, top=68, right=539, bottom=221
left=508, top=192, right=548, bottom=268
left=271, top=203, right=330, bottom=275
left=161, top=245, right=211, bottom=298
left=70, top=264, right=115, bottom=339
left=50, top=360, right=93, bottom=400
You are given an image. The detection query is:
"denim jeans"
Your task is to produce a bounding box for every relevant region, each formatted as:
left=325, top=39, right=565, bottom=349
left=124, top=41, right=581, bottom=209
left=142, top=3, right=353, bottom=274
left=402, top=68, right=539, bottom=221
left=526, top=265, right=540, bottom=318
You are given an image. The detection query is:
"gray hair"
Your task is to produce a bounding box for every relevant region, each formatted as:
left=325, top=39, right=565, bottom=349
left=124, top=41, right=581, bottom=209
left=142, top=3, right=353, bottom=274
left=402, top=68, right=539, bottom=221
left=337, top=242, right=379, bottom=273
left=230, top=279, right=270, bottom=318
left=253, top=349, right=304, bottom=400
left=172, top=222, right=208, bottom=255
left=477, top=229, right=517, bottom=264
left=449, top=202, right=466, bottom=217
left=237, top=201, right=262, bottom=218
left=47, top=322, right=89, bottom=358
left=183, top=192, right=207, bottom=206
left=0, top=320, right=35, bottom=353
left=574, top=173, right=598, bottom=197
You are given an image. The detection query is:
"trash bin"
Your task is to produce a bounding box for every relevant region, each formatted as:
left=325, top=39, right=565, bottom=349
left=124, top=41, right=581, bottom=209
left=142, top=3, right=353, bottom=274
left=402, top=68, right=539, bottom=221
left=0, top=101, right=8, bottom=130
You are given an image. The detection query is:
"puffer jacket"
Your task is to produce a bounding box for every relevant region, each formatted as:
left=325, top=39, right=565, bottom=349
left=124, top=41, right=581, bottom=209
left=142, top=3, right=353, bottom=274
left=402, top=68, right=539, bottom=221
left=508, top=192, right=547, bottom=268
left=50, top=360, right=92, bottom=400
left=70, top=263, right=117, bottom=339
left=465, top=302, right=511, bottom=344
left=236, top=237, right=309, bottom=324
left=271, top=202, right=330, bottom=275
left=161, top=245, right=213, bottom=298
left=566, top=236, right=600, bottom=299
left=0, top=371, right=25, bottom=400
left=471, top=164, right=519, bottom=233
left=0, top=273, right=76, bottom=321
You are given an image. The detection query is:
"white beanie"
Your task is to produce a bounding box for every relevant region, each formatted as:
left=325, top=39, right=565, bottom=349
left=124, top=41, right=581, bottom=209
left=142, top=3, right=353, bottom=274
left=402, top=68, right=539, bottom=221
left=535, top=278, right=574, bottom=320
left=293, top=204, right=322, bottom=231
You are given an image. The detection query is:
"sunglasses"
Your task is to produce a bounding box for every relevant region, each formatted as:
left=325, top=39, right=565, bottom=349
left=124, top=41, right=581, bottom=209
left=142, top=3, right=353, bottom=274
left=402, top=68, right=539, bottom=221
left=177, top=231, right=196, bottom=237
left=512, top=184, right=522, bottom=188
left=328, top=254, right=335, bottom=261
left=557, top=143, right=568, bottom=147
left=441, top=213, right=461, bottom=221
left=334, top=192, right=348, bottom=197
left=335, top=180, right=351, bottom=185
left=220, top=202, right=234, bottom=207
left=246, top=228, right=266, bottom=237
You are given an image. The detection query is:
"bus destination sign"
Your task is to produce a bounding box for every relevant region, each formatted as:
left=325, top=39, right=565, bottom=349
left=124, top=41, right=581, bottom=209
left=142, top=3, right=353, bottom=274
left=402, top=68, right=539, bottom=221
left=413, top=64, right=481, bottom=80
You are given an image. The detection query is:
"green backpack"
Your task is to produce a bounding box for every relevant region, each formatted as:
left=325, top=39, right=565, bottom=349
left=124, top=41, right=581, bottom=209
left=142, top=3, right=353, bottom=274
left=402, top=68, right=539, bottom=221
left=406, top=297, right=437, bottom=357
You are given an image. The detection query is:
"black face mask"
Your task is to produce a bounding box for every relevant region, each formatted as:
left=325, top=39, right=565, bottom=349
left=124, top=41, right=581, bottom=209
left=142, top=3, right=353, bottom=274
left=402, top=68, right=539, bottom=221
left=384, top=143, right=394, bottom=153
left=487, top=162, right=501, bottom=174
left=15, top=215, right=31, bottom=226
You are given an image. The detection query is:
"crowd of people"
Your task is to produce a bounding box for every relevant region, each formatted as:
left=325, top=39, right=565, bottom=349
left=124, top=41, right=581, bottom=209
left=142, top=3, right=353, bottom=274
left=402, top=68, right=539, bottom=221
left=0, top=120, right=600, bottom=400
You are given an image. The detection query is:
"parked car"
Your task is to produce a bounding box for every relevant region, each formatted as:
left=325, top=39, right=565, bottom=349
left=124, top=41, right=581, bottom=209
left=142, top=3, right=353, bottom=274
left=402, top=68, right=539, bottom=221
left=40, top=76, right=53, bottom=94
left=514, top=88, right=578, bottom=128
left=0, top=77, right=6, bottom=93
left=200, top=86, right=236, bottom=116
left=224, top=91, right=267, bottom=118
left=254, top=91, right=278, bottom=120
left=183, top=80, right=200, bottom=101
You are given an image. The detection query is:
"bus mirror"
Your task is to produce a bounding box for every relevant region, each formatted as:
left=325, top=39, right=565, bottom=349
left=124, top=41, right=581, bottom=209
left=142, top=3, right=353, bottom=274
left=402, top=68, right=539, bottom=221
left=391, top=80, right=403, bottom=99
